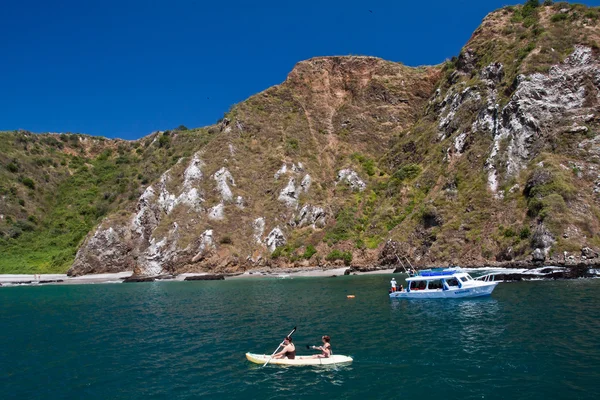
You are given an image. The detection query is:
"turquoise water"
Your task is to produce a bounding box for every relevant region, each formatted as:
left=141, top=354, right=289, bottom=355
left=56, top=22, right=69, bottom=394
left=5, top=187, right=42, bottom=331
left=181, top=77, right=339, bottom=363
left=1, top=275, right=599, bottom=399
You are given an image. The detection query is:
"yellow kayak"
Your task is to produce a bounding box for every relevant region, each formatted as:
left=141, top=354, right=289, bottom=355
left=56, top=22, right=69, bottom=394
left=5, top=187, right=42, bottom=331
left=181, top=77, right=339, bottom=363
left=246, top=353, right=353, bottom=366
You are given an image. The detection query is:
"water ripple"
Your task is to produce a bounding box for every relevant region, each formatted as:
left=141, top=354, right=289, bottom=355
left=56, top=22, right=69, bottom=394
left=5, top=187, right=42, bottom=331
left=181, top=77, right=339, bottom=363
left=1, top=277, right=599, bottom=399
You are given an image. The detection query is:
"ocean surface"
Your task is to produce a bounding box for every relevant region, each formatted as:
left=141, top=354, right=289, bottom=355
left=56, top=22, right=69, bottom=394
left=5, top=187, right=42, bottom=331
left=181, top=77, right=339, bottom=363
left=1, top=275, right=599, bottom=399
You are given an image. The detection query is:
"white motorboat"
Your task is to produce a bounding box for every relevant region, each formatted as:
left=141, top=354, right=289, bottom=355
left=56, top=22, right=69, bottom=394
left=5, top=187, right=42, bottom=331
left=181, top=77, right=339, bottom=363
left=389, top=270, right=498, bottom=299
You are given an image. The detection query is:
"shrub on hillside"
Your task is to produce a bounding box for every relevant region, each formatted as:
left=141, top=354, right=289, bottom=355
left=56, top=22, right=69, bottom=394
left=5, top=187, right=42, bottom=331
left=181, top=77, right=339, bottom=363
left=6, top=162, right=18, bottom=173
left=393, top=164, right=421, bottom=181
left=519, top=227, right=531, bottom=239
left=325, top=249, right=352, bottom=265
left=158, top=134, right=171, bottom=148
left=220, top=235, right=233, bottom=244
left=14, top=219, right=35, bottom=232
left=551, top=13, right=568, bottom=22
left=324, top=208, right=356, bottom=243
left=302, top=245, right=317, bottom=259
left=21, top=177, right=35, bottom=190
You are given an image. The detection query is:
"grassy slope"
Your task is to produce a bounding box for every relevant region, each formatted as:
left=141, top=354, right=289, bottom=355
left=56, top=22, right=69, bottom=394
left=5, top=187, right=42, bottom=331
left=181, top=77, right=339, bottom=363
left=0, top=129, right=213, bottom=273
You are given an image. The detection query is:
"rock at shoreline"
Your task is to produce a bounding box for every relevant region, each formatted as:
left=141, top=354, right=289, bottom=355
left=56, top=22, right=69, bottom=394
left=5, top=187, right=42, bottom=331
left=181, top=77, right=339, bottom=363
left=184, top=274, right=225, bottom=281
left=123, top=276, right=156, bottom=283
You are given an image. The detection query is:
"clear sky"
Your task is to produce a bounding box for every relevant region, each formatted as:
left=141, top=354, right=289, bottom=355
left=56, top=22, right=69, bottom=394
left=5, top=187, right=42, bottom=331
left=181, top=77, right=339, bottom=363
left=2, top=0, right=600, bottom=140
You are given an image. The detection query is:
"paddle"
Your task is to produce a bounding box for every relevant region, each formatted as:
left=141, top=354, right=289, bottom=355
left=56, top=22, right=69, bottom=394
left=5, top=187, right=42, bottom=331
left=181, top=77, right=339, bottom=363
left=262, top=326, right=297, bottom=367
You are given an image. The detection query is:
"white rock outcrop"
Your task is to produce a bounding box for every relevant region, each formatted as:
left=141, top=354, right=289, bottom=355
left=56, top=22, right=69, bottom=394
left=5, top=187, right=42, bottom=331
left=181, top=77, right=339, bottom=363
left=484, top=46, right=599, bottom=191
left=337, top=169, right=366, bottom=191
left=212, top=167, right=235, bottom=202
left=183, top=153, right=204, bottom=189
left=290, top=204, right=326, bottom=228
left=266, top=227, right=286, bottom=252
left=192, top=229, right=216, bottom=262
left=208, top=203, right=225, bottom=220
left=138, top=222, right=180, bottom=275
left=252, top=217, right=265, bottom=244
left=278, top=177, right=299, bottom=208
left=300, top=174, right=312, bottom=193
left=274, top=164, right=288, bottom=180
left=235, top=196, right=245, bottom=209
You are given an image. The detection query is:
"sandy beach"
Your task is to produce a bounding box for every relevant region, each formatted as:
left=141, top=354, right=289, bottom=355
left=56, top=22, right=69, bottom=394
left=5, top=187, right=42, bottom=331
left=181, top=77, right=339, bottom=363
left=0, top=267, right=398, bottom=287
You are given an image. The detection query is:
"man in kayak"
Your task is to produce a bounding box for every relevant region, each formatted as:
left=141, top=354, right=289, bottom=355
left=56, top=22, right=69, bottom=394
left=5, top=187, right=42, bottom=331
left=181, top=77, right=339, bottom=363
left=273, top=336, right=296, bottom=359
left=310, top=335, right=332, bottom=358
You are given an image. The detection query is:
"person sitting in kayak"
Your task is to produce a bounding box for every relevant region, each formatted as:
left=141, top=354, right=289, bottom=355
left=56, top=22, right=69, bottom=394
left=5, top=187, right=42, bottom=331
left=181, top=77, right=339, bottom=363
left=310, top=335, right=332, bottom=358
left=274, top=336, right=296, bottom=359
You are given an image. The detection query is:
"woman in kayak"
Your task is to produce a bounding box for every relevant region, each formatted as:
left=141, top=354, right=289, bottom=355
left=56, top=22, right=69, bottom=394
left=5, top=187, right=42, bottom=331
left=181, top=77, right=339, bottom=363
left=311, top=335, right=332, bottom=358
left=274, top=336, right=296, bottom=359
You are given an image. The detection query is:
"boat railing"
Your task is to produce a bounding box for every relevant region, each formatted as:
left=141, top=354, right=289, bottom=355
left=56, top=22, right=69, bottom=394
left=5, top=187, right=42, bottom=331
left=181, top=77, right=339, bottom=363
left=419, top=271, right=456, bottom=277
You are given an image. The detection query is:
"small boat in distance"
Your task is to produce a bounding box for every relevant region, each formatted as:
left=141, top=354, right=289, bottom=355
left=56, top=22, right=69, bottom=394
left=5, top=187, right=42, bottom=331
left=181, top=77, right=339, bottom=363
left=246, top=353, right=353, bottom=366
left=389, top=270, right=498, bottom=299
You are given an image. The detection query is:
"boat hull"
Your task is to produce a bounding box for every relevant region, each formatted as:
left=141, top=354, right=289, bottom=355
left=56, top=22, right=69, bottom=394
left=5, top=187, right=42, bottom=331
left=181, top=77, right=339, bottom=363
left=245, top=353, right=353, bottom=366
left=389, top=282, right=498, bottom=299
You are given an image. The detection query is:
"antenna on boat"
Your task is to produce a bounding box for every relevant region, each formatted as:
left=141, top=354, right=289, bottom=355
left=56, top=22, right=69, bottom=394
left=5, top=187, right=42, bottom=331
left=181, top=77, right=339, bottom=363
left=403, top=256, right=415, bottom=271
left=395, top=255, right=408, bottom=274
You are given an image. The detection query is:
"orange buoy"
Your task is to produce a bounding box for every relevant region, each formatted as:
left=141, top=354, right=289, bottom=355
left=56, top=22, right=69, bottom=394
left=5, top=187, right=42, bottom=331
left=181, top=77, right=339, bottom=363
left=347, top=295, right=355, bottom=299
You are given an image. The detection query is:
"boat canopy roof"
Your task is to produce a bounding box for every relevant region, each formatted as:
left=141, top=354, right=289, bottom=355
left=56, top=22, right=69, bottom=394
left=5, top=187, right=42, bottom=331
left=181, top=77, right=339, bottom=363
left=406, top=272, right=470, bottom=282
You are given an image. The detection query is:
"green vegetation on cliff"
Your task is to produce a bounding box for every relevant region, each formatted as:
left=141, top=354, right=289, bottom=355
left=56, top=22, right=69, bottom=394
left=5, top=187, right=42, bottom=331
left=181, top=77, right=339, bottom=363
left=0, top=129, right=212, bottom=273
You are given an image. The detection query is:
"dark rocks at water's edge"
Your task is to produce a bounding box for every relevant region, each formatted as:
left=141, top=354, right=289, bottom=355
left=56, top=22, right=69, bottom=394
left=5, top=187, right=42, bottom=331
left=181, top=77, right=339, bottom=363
left=344, top=265, right=404, bottom=275
left=123, top=276, right=156, bottom=283
left=184, top=274, right=225, bottom=281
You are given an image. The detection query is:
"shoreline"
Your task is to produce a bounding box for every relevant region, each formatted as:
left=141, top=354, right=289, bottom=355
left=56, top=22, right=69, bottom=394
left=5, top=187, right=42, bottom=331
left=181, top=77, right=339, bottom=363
left=2, top=264, right=598, bottom=288
left=0, top=267, right=397, bottom=287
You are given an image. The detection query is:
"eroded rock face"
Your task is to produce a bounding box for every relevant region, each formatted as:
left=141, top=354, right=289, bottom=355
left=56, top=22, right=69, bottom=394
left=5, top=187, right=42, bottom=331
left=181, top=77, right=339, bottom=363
left=300, top=174, right=311, bottom=193
left=274, top=164, right=287, bottom=180
left=531, top=224, right=555, bottom=256
left=266, top=227, right=286, bottom=252
left=532, top=248, right=545, bottom=262
left=278, top=178, right=299, bottom=208
left=290, top=204, right=326, bottom=228
left=252, top=217, right=265, bottom=244
left=132, top=186, right=162, bottom=240
left=192, top=230, right=216, bottom=262
left=138, top=223, right=180, bottom=275
left=581, top=247, right=599, bottom=259
left=208, top=203, right=225, bottom=220
left=213, top=167, right=235, bottom=202
left=67, top=225, right=132, bottom=276
left=337, top=169, right=366, bottom=191
left=485, top=46, right=600, bottom=191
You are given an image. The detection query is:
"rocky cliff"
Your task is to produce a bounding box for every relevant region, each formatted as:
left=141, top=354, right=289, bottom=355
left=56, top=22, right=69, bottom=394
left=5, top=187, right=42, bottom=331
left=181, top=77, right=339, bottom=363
left=67, top=57, right=440, bottom=275
left=3, top=2, right=600, bottom=276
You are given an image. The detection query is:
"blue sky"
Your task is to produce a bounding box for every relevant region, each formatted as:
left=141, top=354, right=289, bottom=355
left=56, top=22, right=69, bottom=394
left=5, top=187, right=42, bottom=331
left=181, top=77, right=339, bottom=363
left=2, top=0, right=600, bottom=140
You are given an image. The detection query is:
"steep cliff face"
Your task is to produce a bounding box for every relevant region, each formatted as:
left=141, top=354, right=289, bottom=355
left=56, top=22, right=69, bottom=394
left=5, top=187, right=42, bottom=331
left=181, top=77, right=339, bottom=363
left=67, top=57, right=440, bottom=275
left=380, top=3, right=600, bottom=267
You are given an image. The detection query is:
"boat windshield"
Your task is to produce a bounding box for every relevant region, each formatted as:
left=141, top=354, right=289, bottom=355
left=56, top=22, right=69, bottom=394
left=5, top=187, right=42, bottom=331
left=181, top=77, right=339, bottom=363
left=445, top=278, right=459, bottom=287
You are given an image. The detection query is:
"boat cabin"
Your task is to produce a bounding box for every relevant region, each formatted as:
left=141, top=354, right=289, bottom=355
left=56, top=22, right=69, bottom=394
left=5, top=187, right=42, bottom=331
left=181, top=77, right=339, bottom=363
left=406, top=271, right=475, bottom=292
